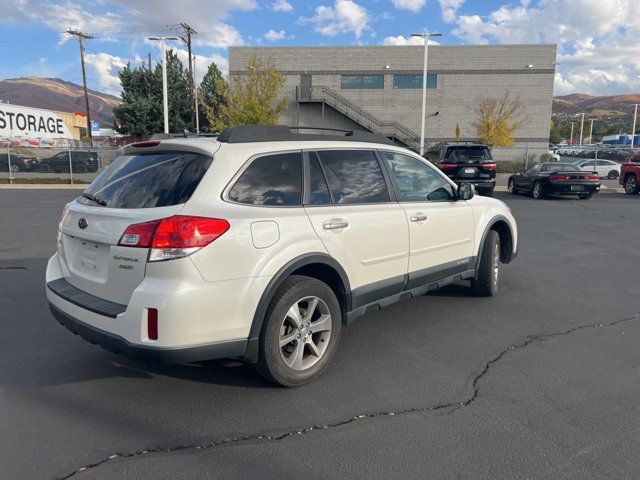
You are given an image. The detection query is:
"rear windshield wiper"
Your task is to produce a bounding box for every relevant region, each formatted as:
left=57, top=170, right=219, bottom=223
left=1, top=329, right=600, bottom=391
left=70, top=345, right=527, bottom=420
left=81, top=192, right=107, bottom=206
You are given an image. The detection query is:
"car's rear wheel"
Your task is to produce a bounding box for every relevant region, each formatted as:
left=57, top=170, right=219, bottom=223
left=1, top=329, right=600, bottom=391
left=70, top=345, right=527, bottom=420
left=532, top=181, right=544, bottom=199
left=255, top=275, right=341, bottom=387
left=624, top=175, right=638, bottom=195
left=471, top=230, right=500, bottom=297
left=578, top=194, right=592, bottom=200
left=39, top=163, right=51, bottom=173
left=75, top=163, right=88, bottom=173
left=607, top=170, right=618, bottom=180
left=507, top=178, right=517, bottom=194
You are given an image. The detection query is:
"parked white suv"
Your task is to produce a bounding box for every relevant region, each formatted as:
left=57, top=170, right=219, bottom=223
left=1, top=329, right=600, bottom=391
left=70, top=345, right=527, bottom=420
left=46, top=126, right=518, bottom=386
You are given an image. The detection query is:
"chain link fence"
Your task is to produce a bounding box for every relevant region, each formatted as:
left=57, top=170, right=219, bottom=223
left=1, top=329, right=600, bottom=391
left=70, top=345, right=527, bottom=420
left=0, top=138, right=122, bottom=185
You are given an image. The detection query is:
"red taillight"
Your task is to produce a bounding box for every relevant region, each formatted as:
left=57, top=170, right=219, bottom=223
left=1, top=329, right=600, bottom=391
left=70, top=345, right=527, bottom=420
left=118, top=216, right=230, bottom=261
left=131, top=141, right=160, bottom=148
left=438, top=163, right=458, bottom=169
left=152, top=216, right=230, bottom=249
left=586, top=175, right=600, bottom=181
left=147, top=308, right=158, bottom=340
left=483, top=162, right=497, bottom=170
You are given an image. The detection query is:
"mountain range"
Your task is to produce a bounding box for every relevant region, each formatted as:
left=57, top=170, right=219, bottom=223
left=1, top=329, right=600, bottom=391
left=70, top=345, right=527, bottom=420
left=552, top=93, right=640, bottom=118
left=0, top=77, right=120, bottom=126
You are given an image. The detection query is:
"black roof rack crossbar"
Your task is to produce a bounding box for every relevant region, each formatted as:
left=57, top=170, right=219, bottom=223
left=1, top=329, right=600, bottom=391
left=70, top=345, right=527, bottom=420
left=216, top=125, right=396, bottom=146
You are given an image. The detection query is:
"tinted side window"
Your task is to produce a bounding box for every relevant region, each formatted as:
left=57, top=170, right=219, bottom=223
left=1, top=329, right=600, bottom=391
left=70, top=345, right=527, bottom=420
left=383, top=152, right=454, bottom=202
left=308, top=152, right=331, bottom=205
left=229, top=152, right=302, bottom=206
left=316, top=150, right=390, bottom=204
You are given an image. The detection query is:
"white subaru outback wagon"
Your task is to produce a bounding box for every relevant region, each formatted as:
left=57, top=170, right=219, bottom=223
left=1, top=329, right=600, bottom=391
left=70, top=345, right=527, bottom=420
left=46, top=125, right=518, bottom=386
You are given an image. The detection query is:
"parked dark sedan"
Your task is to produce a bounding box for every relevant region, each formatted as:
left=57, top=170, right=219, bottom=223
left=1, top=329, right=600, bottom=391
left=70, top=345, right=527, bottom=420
left=39, top=150, right=99, bottom=173
left=0, top=153, right=38, bottom=172
left=508, top=162, right=600, bottom=200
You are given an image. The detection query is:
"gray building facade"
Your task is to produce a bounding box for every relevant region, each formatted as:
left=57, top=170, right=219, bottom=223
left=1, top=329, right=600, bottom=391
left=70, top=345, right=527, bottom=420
left=229, top=45, right=557, bottom=162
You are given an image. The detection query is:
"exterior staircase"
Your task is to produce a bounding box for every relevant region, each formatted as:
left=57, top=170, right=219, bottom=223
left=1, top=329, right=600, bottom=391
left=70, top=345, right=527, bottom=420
left=297, top=85, right=426, bottom=152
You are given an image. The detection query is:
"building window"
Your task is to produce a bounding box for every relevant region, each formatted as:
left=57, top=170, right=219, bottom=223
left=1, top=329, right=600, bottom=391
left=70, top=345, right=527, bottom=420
left=393, top=74, right=437, bottom=89
left=341, top=75, right=384, bottom=89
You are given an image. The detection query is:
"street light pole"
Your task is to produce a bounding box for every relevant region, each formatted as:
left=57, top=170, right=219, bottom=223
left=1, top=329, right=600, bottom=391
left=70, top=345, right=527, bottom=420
left=631, top=104, right=639, bottom=149
left=411, top=31, right=442, bottom=156
left=570, top=122, right=574, bottom=145
left=148, top=36, right=178, bottom=134
left=193, top=55, right=200, bottom=134
left=579, top=113, right=585, bottom=146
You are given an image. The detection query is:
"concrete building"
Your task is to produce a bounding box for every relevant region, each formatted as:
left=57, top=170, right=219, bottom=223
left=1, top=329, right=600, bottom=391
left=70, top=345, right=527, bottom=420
left=229, top=45, right=557, bottom=162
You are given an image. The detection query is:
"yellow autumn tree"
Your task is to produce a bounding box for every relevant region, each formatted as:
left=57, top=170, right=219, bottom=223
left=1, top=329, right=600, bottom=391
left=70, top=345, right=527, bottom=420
left=473, top=92, right=527, bottom=147
left=208, top=55, right=287, bottom=131
left=455, top=122, right=461, bottom=139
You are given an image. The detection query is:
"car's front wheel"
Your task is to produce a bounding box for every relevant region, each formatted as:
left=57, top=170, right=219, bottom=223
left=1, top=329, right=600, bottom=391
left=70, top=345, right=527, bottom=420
left=471, top=230, right=500, bottom=297
left=607, top=170, right=619, bottom=180
left=507, top=178, right=517, bottom=194
left=39, top=163, right=51, bottom=173
left=255, top=275, right=341, bottom=387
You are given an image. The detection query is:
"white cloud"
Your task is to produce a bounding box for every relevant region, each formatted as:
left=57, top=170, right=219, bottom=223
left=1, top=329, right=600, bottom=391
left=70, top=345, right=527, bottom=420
left=391, top=0, right=426, bottom=12
left=84, top=52, right=128, bottom=96
left=264, top=29, right=286, bottom=42
left=299, top=0, right=370, bottom=38
left=383, top=35, right=439, bottom=45
left=271, top=0, right=293, bottom=12
left=452, top=0, right=640, bottom=95
left=198, top=23, right=244, bottom=47
left=438, top=0, right=464, bottom=23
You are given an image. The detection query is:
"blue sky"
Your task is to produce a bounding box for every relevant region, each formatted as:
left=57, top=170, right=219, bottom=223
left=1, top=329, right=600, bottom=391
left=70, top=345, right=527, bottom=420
left=0, top=0, right=638, bottom=97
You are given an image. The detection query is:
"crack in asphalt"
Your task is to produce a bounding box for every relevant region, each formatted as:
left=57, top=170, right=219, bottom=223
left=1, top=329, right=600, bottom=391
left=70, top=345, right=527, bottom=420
left=0, top=266, right=28, bottom=270
left=58, top=312, right=640, bottom=479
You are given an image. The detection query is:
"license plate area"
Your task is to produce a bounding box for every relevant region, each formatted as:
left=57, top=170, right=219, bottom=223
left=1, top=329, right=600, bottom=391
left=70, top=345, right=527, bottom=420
left=464, top=167, right=475, bottom=174
left=80, top=242, right=102, bottom=271
left=571, top=185, right=586, bottom=191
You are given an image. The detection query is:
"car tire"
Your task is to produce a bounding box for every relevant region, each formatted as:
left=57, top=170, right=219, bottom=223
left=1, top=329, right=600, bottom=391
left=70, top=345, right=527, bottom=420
left=624, top=175, right=638, bottom=195
left=607, top=170, right=619, bottom=180
left=255, top=275, right=342, bottom=387
left=480, top=188, right=494, bottom=197
left=471, top=230, right=500, bottom=297
left=9, top=164, right=19, bottom=173
left=75, top=163, right=88, bottom=173
left=507, top=178, right=517, bottom=194
left=532, top=181, right=544, bottom=199
left=39, top=163, right=51, bottom=173
left=578, top=194, right=592, bottom=200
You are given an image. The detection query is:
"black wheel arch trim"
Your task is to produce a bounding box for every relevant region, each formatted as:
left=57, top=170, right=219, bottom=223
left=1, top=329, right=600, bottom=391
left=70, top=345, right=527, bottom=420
left=244, top=252, right=351, bottom=363
left=475, top=215, right=517, bottom=277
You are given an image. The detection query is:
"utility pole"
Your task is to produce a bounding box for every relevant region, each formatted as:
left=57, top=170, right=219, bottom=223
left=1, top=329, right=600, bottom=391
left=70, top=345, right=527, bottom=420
left=148, top=36, right=178, bottom=134
left=66, top=29, right=94, bottom=146
left=579, top=113, right=585, bottom=146
left=147, top=52, right=152, bottom=71
left=180, top=23, right=198, bottom=131
left=631, top=104, right=639, bottom=149
left=588, top=119, right=594, bottom=144
left=411, top=31, right=442, bottom=156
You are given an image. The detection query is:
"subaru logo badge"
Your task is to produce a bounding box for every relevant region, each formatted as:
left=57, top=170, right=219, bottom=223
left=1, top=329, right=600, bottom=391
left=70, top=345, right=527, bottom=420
left=78, top=218, right=88, bottom=229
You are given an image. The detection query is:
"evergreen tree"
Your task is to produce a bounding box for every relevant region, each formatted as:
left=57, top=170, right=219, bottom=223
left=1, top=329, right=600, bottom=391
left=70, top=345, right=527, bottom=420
left=113, top=50, right=190, bottom=136
left=198, top=61, right=226, bottom=132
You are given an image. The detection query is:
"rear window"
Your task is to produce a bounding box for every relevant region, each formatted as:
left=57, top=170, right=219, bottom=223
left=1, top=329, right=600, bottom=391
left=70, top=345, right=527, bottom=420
left=444, top=146, right=492, bottom=162
left=78, top=151, right=212, bottom=208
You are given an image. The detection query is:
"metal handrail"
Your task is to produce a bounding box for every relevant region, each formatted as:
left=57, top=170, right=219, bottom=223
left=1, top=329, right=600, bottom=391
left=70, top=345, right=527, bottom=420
left=307, top=86, right=426, bottom=150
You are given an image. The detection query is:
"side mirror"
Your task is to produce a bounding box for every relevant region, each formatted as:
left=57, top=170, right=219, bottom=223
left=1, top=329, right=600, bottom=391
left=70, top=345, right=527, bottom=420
left=458, top=182, right=475, bottom=201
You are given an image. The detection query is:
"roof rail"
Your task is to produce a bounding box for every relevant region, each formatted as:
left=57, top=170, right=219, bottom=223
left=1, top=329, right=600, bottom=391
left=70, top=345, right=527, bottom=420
left=216, top=125, right=397, bottom=145
left=149, top=130, right=219, bottom=140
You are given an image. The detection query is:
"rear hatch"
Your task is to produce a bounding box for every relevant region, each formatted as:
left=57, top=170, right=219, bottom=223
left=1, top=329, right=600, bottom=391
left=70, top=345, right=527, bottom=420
left=58, top=148, right=214, bottom=305
left=436, top=145, right=496, bottom=181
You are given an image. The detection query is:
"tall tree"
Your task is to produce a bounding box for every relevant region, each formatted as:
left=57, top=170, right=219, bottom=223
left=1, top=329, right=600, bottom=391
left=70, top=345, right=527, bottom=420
left=198, top=61, right=226, bottom=132
left=113, top=50, right=190, bottom=136
left=209, top=55, right=287, bottom=131
left=473, top=92, right=527, bottom=147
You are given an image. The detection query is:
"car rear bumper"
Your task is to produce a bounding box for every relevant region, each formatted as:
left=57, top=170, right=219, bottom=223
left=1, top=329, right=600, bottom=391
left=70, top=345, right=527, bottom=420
left=450, top=178, right=496, bottom=190
left=546, top=183, right=600, bottom=195
left=49, top=303, right=247, bottom=364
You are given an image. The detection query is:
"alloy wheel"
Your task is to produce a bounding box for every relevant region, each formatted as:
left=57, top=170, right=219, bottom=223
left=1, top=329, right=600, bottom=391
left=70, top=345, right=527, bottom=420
left=279, top=296, right=332, bottom=371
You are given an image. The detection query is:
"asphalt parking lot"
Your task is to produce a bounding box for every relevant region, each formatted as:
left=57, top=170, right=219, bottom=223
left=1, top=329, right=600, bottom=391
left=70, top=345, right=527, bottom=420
left=1, top=189, right=640, bottom=479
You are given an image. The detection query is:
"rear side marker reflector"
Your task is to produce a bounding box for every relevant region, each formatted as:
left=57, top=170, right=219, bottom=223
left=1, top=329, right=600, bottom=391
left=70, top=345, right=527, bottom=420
left=118, top=216, right=230, bottom=262
left=147, top=308, right=158, bottom=340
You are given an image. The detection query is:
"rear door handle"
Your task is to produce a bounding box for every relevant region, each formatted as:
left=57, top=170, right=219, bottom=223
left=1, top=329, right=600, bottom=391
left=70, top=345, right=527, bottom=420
left=410, top=214, right=428, bottom=222
left=323, top=219, right=349, bottom=230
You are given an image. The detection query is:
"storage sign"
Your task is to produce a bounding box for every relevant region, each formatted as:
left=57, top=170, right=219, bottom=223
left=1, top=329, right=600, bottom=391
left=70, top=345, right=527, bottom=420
left=0, top=104, right=74, bottom=139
